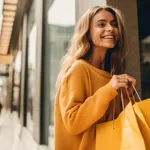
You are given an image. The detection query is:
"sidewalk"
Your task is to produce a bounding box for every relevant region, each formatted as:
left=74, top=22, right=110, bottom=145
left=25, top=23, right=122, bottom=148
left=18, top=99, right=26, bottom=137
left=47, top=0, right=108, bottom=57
left=0, top=109, right=21, bottom=150
left=0, top=110, right=50, bottom=150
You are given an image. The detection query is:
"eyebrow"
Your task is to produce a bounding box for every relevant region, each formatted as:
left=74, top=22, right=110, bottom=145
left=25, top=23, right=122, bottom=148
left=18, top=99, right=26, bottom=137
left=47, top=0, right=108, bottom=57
left=96, top=19, right=117, bottom=23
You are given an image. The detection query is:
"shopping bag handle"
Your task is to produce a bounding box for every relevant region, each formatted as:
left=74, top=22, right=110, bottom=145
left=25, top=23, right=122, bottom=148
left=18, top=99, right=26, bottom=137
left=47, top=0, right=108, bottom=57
left=112, top=88, right=125, bottom=129
left=112, top=85, right=140, bottom=127
left=112, top=84, right=141, bottom=129
left=112, top=88, right=136, bottom=128
left=131, top=83, right=142, bottom=102
left=122, top=84, right=142, bottom=105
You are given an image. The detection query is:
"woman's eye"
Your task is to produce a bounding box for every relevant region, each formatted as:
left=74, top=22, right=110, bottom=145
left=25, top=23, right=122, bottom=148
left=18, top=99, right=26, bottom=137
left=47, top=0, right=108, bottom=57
left=112, top=22, right=118, bottom=28
left=98, top=22, right=106, bottom=27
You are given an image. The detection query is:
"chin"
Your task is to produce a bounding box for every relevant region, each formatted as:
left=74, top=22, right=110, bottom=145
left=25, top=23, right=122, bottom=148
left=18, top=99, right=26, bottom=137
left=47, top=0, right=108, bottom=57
left=102, top=42, right=116, bottom=48
left=106, top=44, right=116, bottom=48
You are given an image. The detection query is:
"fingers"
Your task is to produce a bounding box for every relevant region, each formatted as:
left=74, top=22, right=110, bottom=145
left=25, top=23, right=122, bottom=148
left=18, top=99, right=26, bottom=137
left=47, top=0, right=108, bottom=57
left=117, top=78, right=128, bottom=84
left=116, top=74, right=128, bottom=87
left=110, top=74, right=136, bottom=90
left=110, top=75, right=128, bottom=90
left=117, top=82, right=128, bottom=89
left=116, top=77, right=128, bottom=89
left=117, top=74, right=136, bottom=86
left=126, top=75, right=136, bottom=86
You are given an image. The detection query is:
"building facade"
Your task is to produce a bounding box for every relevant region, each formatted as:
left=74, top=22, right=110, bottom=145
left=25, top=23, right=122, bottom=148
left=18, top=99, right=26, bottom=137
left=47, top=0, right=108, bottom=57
left=0, top=0, right=150, bottom=149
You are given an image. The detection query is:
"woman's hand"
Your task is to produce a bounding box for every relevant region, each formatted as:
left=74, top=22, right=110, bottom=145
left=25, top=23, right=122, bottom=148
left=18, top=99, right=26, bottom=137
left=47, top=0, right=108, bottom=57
left=109, top=74, right=136, bottom=96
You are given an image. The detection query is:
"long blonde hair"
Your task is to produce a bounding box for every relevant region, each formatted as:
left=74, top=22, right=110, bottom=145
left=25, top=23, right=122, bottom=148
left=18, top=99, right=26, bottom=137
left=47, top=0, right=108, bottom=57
left=56, top=5, right=127, bottom=89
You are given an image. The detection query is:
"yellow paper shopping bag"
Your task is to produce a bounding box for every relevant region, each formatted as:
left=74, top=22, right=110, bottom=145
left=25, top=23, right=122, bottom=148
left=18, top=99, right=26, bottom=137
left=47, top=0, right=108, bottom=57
left=96, top=101, right=146, bottom=150
left=133, top=99, right=150, bottom=150
left=131, top=84, right=150, bottom=149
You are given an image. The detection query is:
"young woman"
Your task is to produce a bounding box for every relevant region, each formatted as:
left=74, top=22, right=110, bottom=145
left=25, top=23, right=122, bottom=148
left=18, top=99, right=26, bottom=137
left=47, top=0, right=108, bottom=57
left=54, top=5, right=136, bottom=150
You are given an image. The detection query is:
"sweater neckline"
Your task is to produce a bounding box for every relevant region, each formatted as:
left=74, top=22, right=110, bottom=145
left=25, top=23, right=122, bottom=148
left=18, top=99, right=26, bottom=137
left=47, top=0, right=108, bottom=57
left=79, top=59, right=112, bottom=78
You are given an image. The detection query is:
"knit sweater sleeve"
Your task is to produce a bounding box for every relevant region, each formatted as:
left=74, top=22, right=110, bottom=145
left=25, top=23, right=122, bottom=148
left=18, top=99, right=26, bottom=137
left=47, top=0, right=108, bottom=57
left=59, top=61, right=118, bottom=135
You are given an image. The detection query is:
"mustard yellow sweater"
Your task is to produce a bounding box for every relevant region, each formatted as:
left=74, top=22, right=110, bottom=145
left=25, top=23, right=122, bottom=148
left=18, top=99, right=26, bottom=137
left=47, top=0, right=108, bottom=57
left=54, top=59, right=122, bottom=150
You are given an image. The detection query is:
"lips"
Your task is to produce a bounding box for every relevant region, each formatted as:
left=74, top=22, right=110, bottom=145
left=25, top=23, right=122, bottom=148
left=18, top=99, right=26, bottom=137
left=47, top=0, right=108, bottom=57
left=101, top=35, right=115, bottom=40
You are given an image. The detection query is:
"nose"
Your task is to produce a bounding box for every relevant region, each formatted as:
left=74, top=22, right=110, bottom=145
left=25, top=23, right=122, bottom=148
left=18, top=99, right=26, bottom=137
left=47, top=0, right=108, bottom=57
left=106, top=23, right=113, bottom=31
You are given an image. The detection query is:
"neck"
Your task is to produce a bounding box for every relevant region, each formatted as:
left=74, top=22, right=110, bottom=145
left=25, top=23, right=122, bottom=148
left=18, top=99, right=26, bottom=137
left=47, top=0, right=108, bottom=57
left=86, top=47, right=108, bottom=69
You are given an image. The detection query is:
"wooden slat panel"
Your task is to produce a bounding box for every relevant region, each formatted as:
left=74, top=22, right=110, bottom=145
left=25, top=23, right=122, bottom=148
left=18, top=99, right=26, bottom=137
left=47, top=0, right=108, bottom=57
left=4, top=0, right=18, bottom=5
left=0, top=43, right=9, bottom=47
left=0, top=49, right=7, bottom=52
left=0, top=49, right=8, bottom=54
left=0, top=0, right=18, bottom=64
left=0, top=55, right=12, bottom=65
left=0, top=44, right=7, bottom=48
left=3, top=11, right=16, bottom=17
left=0, top=48, right=8, bottom=51
left=0, top=40, right=10, bottom=44
left=2, top=22, right=13, bottom=27
left=1, top=31, right=12, bottom=36
left=0, top=47, right=8, bottom=52
left=3, top=4, right=17, bottom=11
left=0, top=45, right=9, bottom=48
left=3, top=16, right=15, bottom=22
left=1, top=26, right=13, bottom=32
left=0, top=51, right=8, bottom=55
left=0, top=36, right=11, bottom=40
left=0, top=53, right=8, bottom=55
left=0, top=49, right=8, bottom=52
left=0, top=45, right=9, bottom=47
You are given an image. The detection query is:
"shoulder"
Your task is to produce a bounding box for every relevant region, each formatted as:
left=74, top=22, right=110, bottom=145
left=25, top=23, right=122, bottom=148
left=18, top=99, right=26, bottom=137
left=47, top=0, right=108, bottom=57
left=61, top=59, right=89, bottom=84
left=60, top=59, right=89, bottom=92
left=66, top=59, right=88, bottom=77
left=72, top=59, right=87, bottom=71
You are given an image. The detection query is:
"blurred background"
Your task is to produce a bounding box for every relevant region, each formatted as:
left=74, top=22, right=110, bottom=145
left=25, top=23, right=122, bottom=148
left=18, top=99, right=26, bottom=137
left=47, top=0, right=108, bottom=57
left=0, top=0, right=149, bottom=150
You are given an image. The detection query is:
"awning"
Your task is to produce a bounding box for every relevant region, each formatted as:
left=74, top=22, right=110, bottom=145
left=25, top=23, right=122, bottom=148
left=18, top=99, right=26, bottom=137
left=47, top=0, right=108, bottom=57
left=0, top=0, right=18, bottom=65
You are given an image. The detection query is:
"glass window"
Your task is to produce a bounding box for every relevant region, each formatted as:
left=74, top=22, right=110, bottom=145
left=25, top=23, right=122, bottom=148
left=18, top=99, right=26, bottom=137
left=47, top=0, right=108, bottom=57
left=44, top=0, right=75, bottom=148
left=13, top=51, right=22, bottom=111
left=137, top=1, right=150, bottom=99
left=26, top=0, right=36, bottom=134
left=0, top=65, right=8, bottom=110
left=0, top=76, right=8, bottom=107
left=140, top=36, right=150, bottom=99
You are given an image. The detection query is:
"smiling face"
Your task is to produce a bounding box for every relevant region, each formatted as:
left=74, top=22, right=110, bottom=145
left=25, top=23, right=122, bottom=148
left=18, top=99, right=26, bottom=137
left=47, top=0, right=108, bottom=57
left=89, top=9, right=119, bottom=51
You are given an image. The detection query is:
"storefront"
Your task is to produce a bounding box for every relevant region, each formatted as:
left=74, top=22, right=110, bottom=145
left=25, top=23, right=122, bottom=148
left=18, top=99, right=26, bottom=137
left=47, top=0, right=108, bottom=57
left=1, top=0, right=149, bottom=149
left=7, top=0, right=75, bottom=149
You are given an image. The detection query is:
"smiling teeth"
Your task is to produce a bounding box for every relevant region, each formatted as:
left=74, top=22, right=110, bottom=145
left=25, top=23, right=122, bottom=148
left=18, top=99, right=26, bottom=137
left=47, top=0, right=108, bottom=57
left=103, top=36, right=114, bottom=39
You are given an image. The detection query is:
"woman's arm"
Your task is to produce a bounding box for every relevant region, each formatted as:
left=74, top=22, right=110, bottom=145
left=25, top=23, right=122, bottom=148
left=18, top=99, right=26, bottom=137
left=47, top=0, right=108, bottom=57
left=58, top=62, right=118, bottom=135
